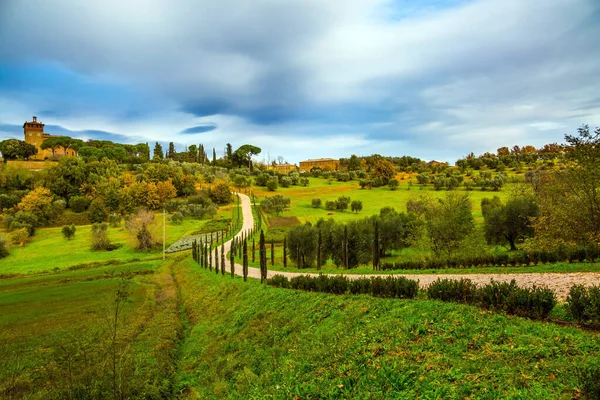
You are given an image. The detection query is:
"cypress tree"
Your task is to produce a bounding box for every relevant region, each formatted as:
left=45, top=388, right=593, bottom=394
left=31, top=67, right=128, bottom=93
left=252, top=238, right=255, bottom=263
left=230, top=242, right=235, bottom=278
left=260, top=230, right=266, bottom=283
left=243, top=239, right=248, bottom=282
left=283, top=237, right=287, bottom=268
left=212, top=148, right=217, bottom=164
left=344, top=225, right=349, bottom=270
left=221, top=243, right=226, bottom=275
left=373, top=220, right=379, bottom=270
left=215, top=246, right=219, bottom=274
left=317, top=229, right=322, bottom=270
left=271, top=239, right=275, bottom=266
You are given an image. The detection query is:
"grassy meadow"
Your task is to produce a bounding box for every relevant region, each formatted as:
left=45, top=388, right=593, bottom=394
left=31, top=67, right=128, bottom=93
left=250, top=175, right=513, bottom=225
left=0, top=204, right=238, bottom=275
left=174, top=258, right=600, bottom=399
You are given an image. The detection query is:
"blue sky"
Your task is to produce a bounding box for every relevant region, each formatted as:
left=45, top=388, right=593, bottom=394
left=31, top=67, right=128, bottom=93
left=0, top=0, right=599, bottom=163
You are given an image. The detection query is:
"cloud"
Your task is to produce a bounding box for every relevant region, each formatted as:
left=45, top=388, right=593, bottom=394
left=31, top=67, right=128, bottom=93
left=180, top=124, right=218, bottom=134
left=0, top=0, right=599, bottom=162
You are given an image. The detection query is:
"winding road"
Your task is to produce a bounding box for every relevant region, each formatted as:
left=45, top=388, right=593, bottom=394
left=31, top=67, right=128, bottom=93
left=215, top=193, right=600, bottom=300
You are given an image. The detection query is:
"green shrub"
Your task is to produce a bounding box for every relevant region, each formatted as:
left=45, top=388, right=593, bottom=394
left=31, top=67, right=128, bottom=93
left=54, top=210, right=91, bottom=226
left=90, top=223, right=116, bottom=251
left=68, top=195, right=91, bottom=213
left=62, top=224, right=76, bottom=240
left=371, top=276, right=418, bottom=299
left=566, top=285, right=590, bottom=323
left=108, top=214, right=122, bottom=227
left=88, top=198, right=108, bottom=223
left=427, top=278, right=477, bottom=304
left=171, top=212, right=184, bottom=225
left=10, top=227, right=29, bottom=245
left=0, top=234, right=9, bottom=259
left=268, top=274, right=289, bottom=288
left=349, top=278, right=371, bottom=295
left=311, top=198, right=322, bottom=208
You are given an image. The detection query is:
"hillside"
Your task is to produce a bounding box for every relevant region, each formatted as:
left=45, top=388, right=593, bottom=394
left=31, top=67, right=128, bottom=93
left=173, top=258, right=600, bottom=399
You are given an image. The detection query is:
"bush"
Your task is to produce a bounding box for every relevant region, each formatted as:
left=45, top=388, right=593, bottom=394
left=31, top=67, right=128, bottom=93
left=266, top=178, right=278, bottom=191
left=566, top=284, right=600, bottom=325
left=427, top=278, right=477, bottom=304
left=0, top=235, right=9, bottom=259
left=88, top=198, right=108, bottom=223
left=311, top=198, right=322, bottom=208
left=171, top=212, right=184, bottom=225
left=108, top=214, right=122, bottom=227
left=68, top=196, right=90, bottom=213
left=209, top=182, right=232, bottom=204
left=91, top=223, right=114, bottom=251
left=370, top=276, right=419, bottom=299
left=477, top=280, right=555, bottom=319
left=54, top=210, right=90, bottom=226
left=62, top=224, right=76, bottom=240
left=325, top=201, right=336, bottom=210
left=10, top=227, right=29, bottom=245
left=349, top=278, right=371, bottom=295
left=280, top=176, right=292, bottom=188
left=126, top=209, right=157, bottom=251
left=268, top=274, right=290, bottom=288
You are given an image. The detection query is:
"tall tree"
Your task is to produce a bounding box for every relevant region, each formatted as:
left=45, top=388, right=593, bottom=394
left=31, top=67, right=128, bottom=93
left=212, top=148, right=217, bottom=165
left=153, top=142, right=163, bottom=161
left=532, top=125, right=600, bottom=245
left=226, top=143, right=233, bottom=161
left=482, top=196, right=539, bottom=251
left=167, top=142, right=176, bottom=159
left=188, top=144, right=198, bottom=162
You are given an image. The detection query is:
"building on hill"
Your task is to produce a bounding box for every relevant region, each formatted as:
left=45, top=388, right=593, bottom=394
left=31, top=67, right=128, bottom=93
left=269, top=163, right=298, bottom=174
left=23, top=116, right=77, bottom=160
left=299, top=158, right=340, bottom=172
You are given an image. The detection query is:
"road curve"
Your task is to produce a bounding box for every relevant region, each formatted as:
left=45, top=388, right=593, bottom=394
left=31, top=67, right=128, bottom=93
left=213, top=193, right=600, bottom=300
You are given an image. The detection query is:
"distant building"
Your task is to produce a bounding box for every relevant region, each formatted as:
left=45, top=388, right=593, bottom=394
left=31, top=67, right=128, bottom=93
left=270, top=163, right=298, bottom=174
left=299, top=158, right=340, bottom=172
left=23, top=116, right=77, bottom=160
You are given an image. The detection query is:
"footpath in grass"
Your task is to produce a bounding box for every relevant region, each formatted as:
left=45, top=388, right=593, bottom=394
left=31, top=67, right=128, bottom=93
left=0, top=256, right=183, bottom=398
left=174, top=258, right=600, bottom=399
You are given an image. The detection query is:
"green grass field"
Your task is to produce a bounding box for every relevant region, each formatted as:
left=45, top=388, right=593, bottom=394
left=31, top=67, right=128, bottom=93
left=251, top=176, right=512, bottom=225
left=174, top=258, right=600, bottom=399
left=0, top=204, right=237, bottom=275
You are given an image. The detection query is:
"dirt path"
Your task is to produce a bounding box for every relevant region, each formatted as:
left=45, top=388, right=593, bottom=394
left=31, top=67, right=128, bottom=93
left=216, top=194, right=600, bottom=300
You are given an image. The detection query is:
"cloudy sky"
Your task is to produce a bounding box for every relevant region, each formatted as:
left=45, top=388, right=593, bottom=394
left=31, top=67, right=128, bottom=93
left=1, top=0, right=599, bottom=163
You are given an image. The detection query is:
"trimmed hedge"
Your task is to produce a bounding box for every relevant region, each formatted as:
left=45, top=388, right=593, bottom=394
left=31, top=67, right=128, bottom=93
left=380, top=245, right=600, bottom=271
left=566, top=284, right=600, bottom=325
left=427, top=278, right=556, bottom=320
left=269, top=274, right=419, bottom=299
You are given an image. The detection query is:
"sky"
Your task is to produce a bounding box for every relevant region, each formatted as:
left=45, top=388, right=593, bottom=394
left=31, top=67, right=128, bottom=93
left=0, top=0, right=599, bottom=164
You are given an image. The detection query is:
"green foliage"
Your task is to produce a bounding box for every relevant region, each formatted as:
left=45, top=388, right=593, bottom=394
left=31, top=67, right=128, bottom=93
left=311, top=198, right=321, bottom=208
left=88, top=197, right=108, bottom=223
left=270, top=274, right=418, bottom=299
left=209, top=182, right=232, bottom=204
left=171, top=211, right=184, bottom=225
left=54, top=210, right=91, bottom=226
left=266, top=177, right=278, bottom=191
left=61, top=224, right=76, bottom=240
left=577, top=358, right=600, bottom=400
left=90, top=222, right=115, bottom=251
left=7, top=211, right=38, bottom=236
left=0, top=139, right=38, bottom=162
left=566, top=284, right=600, bottom=325
left=0, top=234, right=8, bottom=259
left=350, top=200, right=363, bottom=213
left=10, top=227, right=29, bottom=245
left=108, top=214, right=122, bottom=227
left=424, top=192, right=474, bottom=257
left=68, top=195, right=91, bottom=212
left=260, top=195, right=291, bottom=215
left=482, top=195, right=539, bottom=250
left=428, top=278, right=556, bottom=320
